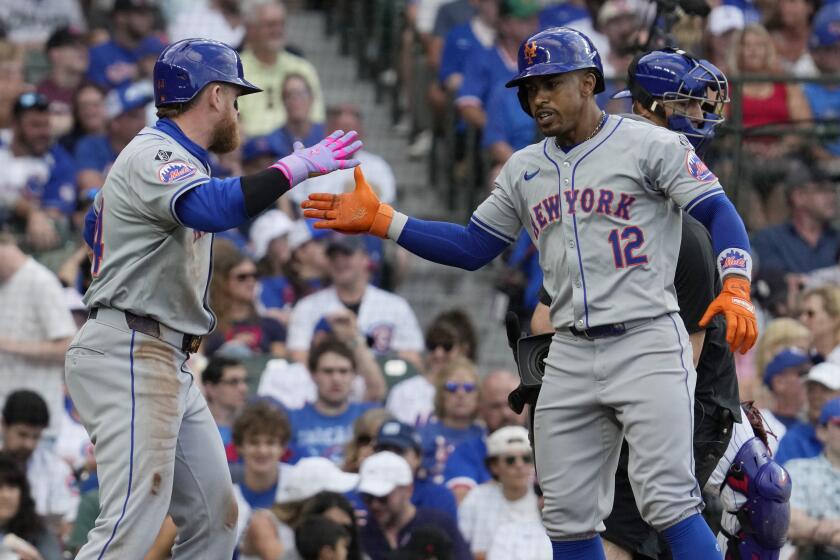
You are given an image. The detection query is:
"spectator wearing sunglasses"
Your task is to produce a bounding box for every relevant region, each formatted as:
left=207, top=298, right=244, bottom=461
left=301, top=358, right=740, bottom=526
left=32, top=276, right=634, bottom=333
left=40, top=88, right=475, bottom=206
left=457, top=426, right=549, bottom=560
left=357, top=451, right=470, bottom=560
left=418, top=358, right=484, bottom=484
left=0, top=92, right=78, bottom=251
left=206, top=239, right=287, bottom=358
left=202, top=356, right=250, bottom=459
left=372, top=420, right=457, bottom=520
left=387, top=313, right=474, bottom=427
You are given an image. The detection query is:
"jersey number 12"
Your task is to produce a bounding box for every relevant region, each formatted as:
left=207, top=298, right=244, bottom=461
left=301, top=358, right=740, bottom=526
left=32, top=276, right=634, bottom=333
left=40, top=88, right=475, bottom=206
left=608, top=226, right=648, bottom=268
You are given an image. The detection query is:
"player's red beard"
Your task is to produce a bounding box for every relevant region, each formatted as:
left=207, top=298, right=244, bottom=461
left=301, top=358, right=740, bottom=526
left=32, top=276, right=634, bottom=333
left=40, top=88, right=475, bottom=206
left=208, top=111, right=240, bottom=154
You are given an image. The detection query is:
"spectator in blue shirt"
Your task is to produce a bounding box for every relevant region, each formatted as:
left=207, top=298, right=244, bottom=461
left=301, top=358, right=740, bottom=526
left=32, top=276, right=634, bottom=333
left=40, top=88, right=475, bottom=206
left=202, top=356, right=249, bottom=460
left=418, top=357, right=485, bottom=484
left=785, top=397, right=840, bottom=555
left=231, top=401, right=293, bottom=524
left=0, top=92, right=77, bottom=250
left=455, top=0, right=540, bottom=129
left=760, top=348, right=810, bottom=447
left=86, top=0, right=156, bottom=90
left=777, top=362, right=840, bottom=464
left=357, top=451, right=471, bottom=560
left=751, top=159, right=840, bottom=276
left=373, top=420, right=458, bottom=520
left=482, top=82, right=538, bottom=164
left=75, top=81, right=153, bottom=193
left=805, top=3, right=840, bottom=160
left=443, top=370, right=523, bottom=502
left=438, top=0, right=499, bottom=95
left=287, top=339, right=381, bottom=464
left=264, top=73, right=326, bottom=158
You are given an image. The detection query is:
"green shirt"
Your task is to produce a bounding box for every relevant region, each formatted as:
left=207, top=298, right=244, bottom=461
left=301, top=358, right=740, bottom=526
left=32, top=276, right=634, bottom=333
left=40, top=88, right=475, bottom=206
left=238, top=49, right=326, bottom=136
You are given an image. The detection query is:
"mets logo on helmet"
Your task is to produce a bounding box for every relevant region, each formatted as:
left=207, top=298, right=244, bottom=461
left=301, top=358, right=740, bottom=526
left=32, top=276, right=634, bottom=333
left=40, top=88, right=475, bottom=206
left=524, top=41, right=538, bottom=65
left=685, top=151, right=717, bottom=183
left=158, top=161, right=198, bottom=184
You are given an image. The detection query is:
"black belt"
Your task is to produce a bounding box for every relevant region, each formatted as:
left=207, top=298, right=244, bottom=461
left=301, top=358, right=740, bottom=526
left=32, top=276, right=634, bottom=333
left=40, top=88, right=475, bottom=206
left=88, top=307, right=202, bottom=354
left=568, top=318, right=652, bottom=339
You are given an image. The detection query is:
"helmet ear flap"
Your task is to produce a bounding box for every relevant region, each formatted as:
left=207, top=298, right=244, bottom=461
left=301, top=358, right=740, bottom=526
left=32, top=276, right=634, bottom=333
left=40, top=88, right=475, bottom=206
left=517, top=87, right=532, bottom=117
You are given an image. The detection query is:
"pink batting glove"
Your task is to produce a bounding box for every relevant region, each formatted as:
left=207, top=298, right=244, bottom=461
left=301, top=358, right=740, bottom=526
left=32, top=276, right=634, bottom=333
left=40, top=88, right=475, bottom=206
left=270, top=129, right=363, bottom=187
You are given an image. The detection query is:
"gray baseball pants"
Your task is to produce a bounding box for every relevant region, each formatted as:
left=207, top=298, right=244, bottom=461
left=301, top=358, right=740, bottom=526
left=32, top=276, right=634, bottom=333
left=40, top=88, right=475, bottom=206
left=534, top=312, right=703, bottom=541
left=65, top=308, right=237, bottom=559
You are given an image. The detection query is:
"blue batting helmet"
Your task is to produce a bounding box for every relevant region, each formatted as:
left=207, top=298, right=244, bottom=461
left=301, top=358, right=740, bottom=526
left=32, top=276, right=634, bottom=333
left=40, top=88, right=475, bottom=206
left=153, top=38, right=262, bottom=107
left=506, top=27, right=605, bottom=115
left=613, top=48, right=729, bottom=151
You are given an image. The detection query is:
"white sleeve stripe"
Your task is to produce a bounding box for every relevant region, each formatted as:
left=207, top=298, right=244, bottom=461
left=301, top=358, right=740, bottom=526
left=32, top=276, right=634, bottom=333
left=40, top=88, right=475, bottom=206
left=168, top=178, right=210, bottom=226
left=471, top=216, right=516, bottom=244
left=684, top=188, right=725, bottom=212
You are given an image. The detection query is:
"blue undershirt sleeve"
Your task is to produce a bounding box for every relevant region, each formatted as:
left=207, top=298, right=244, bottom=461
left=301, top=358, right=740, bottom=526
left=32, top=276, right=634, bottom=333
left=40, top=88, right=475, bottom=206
left=395, top=217, right=510, bottom=271
left=687, top=192, right=751, bottom=259
left=83, top=205, right=97, bottom=248
left=174, top=177, right=249, bottom=233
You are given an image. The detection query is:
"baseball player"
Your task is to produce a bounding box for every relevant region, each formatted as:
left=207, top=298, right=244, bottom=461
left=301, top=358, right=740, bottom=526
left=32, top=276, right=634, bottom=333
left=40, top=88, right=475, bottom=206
left=522, top=49, right=790, bottom=560
left=65, top=38, right=361, bottom=559
left=302, top=27, right=757, bottom=559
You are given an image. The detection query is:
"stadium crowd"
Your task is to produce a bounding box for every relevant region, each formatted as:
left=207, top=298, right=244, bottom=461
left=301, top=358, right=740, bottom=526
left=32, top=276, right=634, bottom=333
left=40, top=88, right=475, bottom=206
left=0, top=0, right=839, bottom=558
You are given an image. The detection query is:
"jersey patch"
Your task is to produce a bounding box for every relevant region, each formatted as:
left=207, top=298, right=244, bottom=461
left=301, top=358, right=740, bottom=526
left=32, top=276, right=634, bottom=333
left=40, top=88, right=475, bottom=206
left=685, top=151, right=717, bottom=183
left=155, top=150, right=172, bottom=162
left=158, top=161, right=198, bottom=184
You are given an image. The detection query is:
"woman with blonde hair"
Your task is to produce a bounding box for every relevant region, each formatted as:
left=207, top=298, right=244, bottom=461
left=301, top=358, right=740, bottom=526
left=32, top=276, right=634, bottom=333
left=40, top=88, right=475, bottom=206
left=726, top=24, right=812, bottom=160
left=418, top=357, right=484, bottom=483
left=342, top=408, right=393, bottom=473
left=742, top=316, right=811, bottom=403
left=799, top=285, right=840, bottom=361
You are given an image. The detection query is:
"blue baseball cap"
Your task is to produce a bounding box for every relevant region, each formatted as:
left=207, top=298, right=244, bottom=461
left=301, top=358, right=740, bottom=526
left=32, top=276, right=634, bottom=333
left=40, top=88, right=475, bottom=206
left=810, top=3, right=840, bottom=49
left=241, top=135, right=281, bottom=163
left=136, top=35, right=167, bottom=59
left=375, top=420, right=422, bottom=453
left=819, top=396, right=840, bottom=425
left=105, top=81, right=154, bottom=119
left=764, top=347, right=811, bottom=387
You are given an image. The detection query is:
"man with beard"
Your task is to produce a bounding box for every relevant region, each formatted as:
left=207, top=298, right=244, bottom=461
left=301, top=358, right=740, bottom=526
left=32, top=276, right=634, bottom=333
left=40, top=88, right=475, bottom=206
left=86, top=0, right=157, bottom=91
left=66, top=38, right=361, bottom=559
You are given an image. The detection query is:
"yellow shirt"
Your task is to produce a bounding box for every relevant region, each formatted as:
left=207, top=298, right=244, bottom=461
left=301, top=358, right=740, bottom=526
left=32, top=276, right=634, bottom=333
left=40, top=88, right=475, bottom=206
left=238, top=49, right=326, bottom=136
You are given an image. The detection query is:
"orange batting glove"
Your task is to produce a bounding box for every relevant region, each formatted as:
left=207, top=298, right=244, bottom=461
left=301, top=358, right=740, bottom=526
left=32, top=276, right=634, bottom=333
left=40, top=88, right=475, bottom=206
left=699, top=276, right=757, bottom=354
left=300, top=167, right=394, bottom=238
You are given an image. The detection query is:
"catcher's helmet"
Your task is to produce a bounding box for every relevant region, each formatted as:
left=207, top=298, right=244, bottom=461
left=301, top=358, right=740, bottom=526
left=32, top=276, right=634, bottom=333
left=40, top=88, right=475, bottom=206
left=613, top=48, right=728, bottom=151
left=505, top=27, right=605, bottom=116
left=153, top=38, right=262, bottom=107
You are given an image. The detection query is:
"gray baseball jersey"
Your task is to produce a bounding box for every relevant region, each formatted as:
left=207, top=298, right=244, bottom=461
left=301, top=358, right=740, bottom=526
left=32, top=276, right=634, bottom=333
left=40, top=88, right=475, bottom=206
left=472, top=114, right=723, bottom=331
left=84, top=127, right=215, bottom=335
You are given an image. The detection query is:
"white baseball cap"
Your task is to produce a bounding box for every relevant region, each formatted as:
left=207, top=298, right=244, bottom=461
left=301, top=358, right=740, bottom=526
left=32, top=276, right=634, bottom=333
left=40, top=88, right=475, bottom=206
left=806, top=362, right=840, bottom=391
left=275, top=457, right=359, bottom=504
left=707, top=5, right=746, bottom=36
left=486, top=426, right=532, bottom=458
left=357, top=451, right=413, bottom=497
left=249, top=209, right=294, bottom=260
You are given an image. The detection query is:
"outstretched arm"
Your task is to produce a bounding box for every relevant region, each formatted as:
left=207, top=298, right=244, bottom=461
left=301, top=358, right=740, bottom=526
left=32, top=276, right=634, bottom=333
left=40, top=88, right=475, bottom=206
left=302, top=167, right=510, bottom=271
left=174, top=130, right=362, bottom=232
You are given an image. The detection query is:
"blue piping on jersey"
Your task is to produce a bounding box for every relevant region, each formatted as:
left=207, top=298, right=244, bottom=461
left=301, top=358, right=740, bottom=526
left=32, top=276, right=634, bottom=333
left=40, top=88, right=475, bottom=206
left=98, top=329, right=136, bottom=559
left=684, top=187, right=724, bottom=213
left=154, top=119, right=211, bottom=171
left=667, top=313, right=701, bottom=501
left=203, top=235, right=217, bottom=333
left=471, top=215, right=516, bottom=244
left=542, top=117, right=624, bottom=329
left=168, top=178, right=210, bottom=226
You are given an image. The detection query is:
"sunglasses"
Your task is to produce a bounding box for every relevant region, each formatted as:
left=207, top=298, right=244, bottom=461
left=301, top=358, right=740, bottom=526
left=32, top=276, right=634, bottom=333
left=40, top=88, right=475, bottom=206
left=355, top=435, right=373, bottom=446
left=16, top=92, right=50, bottom=110
left=444, top=382, right=476, bottom=394
left=233, top=272, right=258, bottom=282
left=501, top=454, right=533, bottom=466
left=427, top=340, right=455, bottom=352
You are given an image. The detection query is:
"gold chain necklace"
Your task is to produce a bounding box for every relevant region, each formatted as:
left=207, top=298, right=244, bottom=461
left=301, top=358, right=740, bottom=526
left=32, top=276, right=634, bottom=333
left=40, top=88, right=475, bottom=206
left=557, top=111, right=607, bottom=148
